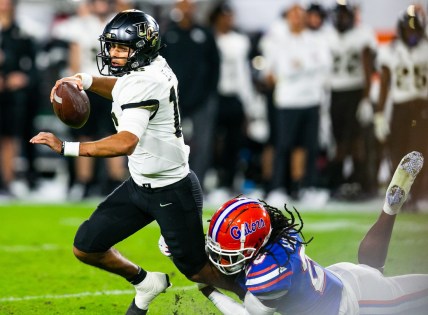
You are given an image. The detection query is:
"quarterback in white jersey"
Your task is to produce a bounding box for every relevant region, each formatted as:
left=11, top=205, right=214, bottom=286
left=31, top=10, right=243, bottom=315
left=110, top=57, right=190, bottom=188
left=200, top=151, right=428, bottom=315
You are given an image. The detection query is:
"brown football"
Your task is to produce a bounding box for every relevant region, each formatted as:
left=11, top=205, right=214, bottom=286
left=52, top=81, right=90, bottom=129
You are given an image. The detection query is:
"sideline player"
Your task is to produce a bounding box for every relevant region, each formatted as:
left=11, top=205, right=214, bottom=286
left=200, top=151, right=428, bottom=314
left=327, top=2, right=378, bottom=198
left=30, top=9, right=241, bottom=315
left=374, top=4, right=428, bottom=211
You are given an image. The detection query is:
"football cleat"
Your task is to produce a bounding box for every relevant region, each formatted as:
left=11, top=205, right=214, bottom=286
left=384, top=151, right=424, bottom=215
left=126, top=272, right=171, bottom=315
left=126, top=299, right=148, bottom=315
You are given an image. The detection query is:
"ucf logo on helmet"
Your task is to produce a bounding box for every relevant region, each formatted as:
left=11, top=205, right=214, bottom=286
left=230, top=219, right=266, bottom=240
left=134, top=22, right=159, bottom=47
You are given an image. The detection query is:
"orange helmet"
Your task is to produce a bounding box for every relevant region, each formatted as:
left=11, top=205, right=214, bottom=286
left=206, top=197, right=272, bottom=275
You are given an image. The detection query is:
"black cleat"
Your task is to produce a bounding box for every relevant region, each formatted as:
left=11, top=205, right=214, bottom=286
left=125, top=298, right=147, bottom=315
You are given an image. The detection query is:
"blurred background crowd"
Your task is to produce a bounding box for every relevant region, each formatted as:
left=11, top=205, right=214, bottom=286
left=1, top=0, right=428, bottom=211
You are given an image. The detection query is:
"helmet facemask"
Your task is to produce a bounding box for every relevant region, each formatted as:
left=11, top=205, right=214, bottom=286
left=97, top=40, right=131, bottom=76
left=206, top=225, right=259, bottom=275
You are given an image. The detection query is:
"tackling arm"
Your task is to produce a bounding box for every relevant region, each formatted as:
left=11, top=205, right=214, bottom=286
left=200, top=286, right=277, bottom=315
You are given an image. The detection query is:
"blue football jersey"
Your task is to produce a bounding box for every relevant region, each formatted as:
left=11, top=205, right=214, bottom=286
left=238, top=233, right=344, bottom=315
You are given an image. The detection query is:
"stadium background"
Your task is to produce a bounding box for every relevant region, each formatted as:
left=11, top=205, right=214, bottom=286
left=5, top=0, right=428, bottom=205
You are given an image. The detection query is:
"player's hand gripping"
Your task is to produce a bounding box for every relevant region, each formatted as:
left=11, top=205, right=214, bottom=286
left=30, top=132, right=63, bottom=155
left=50, top=74, right=84, bottom=103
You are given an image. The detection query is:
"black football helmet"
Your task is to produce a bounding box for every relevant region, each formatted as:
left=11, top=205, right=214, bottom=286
left=97, top=9, right=162, bottom=76
left=331, top=2, right=355, bottom=33
left=397, top=5, right=426, bottom=48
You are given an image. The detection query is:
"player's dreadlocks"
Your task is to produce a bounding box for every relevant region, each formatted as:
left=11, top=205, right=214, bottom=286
left=258, top=200, right=313, bottom=267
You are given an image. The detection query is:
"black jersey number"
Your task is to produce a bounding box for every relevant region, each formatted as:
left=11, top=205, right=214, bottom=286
left=395, top=64, right=428, bottom=91
left=170, top=86, right=182, bottom=138
left=333, top=51, right=361, bottom=76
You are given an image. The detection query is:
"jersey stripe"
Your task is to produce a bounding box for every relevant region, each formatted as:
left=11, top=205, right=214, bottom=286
left=121, top=99, right=160, bottom=111
left=247, top=266, right=289, bottom=286
left=248, top=271, right=293, bottom=292
left=247, top=264, right=277, bottom=278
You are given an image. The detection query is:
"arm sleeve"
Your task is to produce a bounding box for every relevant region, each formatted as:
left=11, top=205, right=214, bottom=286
left=114, top=75, right=161, bottom=138
left=117, top=107, right=150, bottom=139
left=207, top=290, right=276, bottom=315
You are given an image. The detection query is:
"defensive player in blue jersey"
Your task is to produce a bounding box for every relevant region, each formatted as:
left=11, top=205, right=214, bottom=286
left=201, top=151, right=428, bottom=315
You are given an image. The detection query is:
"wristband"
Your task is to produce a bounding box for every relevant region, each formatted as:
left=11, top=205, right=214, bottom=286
left=63, top=141, right=80, bottom=157
left=76, top=73, right=93, bottom=90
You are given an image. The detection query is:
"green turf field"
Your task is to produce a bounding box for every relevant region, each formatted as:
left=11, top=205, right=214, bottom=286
left=0, top=203, right=427, bottom=315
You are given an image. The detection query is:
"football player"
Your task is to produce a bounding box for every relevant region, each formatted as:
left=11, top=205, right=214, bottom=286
left=374, top=4, right=428, bottom=211
left=327, top=1, right=378, bottom=199
left=30, top=10, right=242, bottom=315
left=200, top=151, right=428, bottom=315
left=261, top=3, right=332, bottom=204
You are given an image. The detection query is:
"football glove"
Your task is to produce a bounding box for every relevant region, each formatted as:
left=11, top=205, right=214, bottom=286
left=356, top=98, right=374, bottom=127
left=374, top=112, right=390, bottom=142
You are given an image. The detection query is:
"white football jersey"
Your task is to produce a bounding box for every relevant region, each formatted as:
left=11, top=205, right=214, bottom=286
left=216, top=30, right=253, bottom=113
left=377, top=39, right=428, bottom=103
left=111, top=56, right=190, bottom=188
left=328, top=25, right=377, bottom=91
left=265, top=30, right=332, bottom=108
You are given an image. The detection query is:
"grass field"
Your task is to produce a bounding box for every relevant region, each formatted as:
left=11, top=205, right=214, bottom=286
left=0, top=202, right=427, bottom=315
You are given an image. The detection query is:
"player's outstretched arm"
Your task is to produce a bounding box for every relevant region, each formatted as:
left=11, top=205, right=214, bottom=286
left=29, top=132, right=62, bottom=154
left=78, top=131, right=139, bottom=157
left=199, top=285, right=276, bottom=315
left=30, top=131, right=139, bottom=157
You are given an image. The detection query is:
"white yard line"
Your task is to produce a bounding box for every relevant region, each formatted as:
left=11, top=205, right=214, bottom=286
left=0, top=285, right=196, bottom=303
left=0, top=244, right=60, bottom=252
